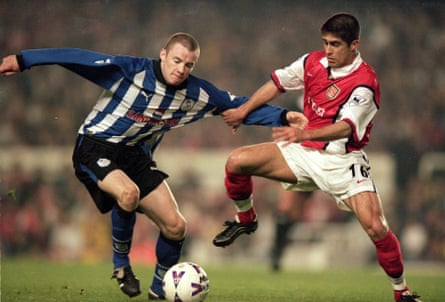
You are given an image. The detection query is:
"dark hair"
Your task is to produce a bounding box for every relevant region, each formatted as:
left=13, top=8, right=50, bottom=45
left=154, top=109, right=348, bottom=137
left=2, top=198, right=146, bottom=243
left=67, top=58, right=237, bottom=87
left=321, top=13, right=360, bottom=45
left=164, top=32, right=200, bottom=57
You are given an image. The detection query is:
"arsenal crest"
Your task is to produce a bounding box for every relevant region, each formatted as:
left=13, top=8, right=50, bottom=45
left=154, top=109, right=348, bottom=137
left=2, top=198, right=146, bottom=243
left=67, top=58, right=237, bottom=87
left=326, top=84, right=340, bottom=99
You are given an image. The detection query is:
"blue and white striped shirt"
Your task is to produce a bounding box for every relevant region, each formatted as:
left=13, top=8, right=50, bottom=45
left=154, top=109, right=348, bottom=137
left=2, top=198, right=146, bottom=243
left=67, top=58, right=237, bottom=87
left=20, top=48, right=287, bottom=151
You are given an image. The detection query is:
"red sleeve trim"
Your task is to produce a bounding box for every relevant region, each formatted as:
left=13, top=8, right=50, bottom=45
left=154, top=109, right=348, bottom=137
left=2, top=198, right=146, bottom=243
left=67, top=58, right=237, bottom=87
left=271, top=72, right=286, bottom=92
left=342, top=118, right=360, bottom=144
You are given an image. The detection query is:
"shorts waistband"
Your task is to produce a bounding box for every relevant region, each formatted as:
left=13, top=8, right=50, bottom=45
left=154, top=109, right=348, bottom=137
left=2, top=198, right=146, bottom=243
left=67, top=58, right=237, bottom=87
left=76, top=135, right=153, bottom=158
left=78, top=134, right=139, bottom=151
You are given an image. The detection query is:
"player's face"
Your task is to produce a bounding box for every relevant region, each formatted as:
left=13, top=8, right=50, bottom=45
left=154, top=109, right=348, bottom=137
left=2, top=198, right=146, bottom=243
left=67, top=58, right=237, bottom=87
left=160, top=43, right=198, bottom=86
left=322, top=33, right=359, bottom=68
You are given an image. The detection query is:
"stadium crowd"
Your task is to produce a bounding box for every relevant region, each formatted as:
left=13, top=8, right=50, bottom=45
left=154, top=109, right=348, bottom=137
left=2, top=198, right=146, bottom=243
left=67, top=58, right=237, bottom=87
left=1, top=1, right=444, bottom=263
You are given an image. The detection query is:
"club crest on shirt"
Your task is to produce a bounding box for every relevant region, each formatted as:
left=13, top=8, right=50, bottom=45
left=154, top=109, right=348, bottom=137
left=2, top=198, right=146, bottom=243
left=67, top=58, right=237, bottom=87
left=97, top=158, right=111, bottom=168
left=180, top=99, right=195, bottom=111
left=326, top=84, right=340, bottom=100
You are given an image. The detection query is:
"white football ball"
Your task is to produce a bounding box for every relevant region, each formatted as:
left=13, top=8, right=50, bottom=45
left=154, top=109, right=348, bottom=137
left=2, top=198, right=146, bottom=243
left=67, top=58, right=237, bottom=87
left=162, top=262, right=210, bottom=302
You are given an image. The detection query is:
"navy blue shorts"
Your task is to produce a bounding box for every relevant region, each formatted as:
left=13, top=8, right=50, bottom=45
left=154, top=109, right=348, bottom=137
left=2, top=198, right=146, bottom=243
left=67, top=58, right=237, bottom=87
left=72, top=135, right=168, bottom=213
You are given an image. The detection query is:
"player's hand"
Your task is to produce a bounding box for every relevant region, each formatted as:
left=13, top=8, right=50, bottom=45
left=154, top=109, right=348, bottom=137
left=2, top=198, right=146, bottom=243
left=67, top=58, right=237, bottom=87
left=286, top=111, right=308, bottom=130
left=0, top=55, right=20, bottom=76
left=222, top=107, right=247, bottom=134
left=272, top=126, right=306, bottom=145
left=273, top=111, right=308, bottom=145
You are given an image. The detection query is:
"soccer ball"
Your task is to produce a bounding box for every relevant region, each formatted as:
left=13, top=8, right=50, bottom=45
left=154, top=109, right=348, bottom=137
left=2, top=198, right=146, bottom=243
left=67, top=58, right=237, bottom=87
left=162, top=262, right=210, bottom=302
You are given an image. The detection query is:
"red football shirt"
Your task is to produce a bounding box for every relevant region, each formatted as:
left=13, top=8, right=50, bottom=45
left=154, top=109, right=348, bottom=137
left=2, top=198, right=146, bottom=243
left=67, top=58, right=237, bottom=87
left=272, top=51, right=380, bottom=154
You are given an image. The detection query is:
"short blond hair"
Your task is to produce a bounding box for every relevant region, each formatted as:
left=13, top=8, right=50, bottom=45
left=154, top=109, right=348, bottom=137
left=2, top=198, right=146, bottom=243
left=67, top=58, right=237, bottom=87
left=164, top=32, right=200, bottom=58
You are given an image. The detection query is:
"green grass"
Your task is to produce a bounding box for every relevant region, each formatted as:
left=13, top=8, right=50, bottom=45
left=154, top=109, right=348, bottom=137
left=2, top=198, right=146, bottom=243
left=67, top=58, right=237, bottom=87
left=2, top=257, right=444, bottom=302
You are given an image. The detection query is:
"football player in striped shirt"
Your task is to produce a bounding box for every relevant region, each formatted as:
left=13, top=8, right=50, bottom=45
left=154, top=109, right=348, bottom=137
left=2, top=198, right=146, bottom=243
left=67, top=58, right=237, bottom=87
left=0, top=32, right=302, bottom=300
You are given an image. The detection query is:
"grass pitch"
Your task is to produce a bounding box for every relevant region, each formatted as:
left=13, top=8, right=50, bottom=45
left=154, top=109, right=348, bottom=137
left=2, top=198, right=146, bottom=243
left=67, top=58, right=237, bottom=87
left=2, top=257, right=444, bottom=302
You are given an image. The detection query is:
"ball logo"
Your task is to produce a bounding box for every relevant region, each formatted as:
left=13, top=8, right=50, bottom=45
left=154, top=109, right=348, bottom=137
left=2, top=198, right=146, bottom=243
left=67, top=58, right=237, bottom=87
left=191, top=283, right=204, bottom=296
left=172, top=270, right=186, bottom=288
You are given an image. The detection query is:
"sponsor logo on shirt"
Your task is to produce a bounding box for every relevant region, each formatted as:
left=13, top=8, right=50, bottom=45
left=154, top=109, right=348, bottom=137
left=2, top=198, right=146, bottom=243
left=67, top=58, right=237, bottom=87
left=126, top=109, right=179, bottom=127
left=307, top=97, right=325, bottom=117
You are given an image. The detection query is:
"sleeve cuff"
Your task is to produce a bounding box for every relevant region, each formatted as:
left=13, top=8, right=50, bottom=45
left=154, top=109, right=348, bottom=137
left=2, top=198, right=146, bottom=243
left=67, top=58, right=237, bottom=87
left=16, top=54, right=25, bottom=71
left=280, top=109, right=289, bottom=126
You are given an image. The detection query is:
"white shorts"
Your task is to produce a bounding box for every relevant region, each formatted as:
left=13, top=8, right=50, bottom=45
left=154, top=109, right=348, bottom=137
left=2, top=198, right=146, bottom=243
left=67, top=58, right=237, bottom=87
left=277, top=142, right=377, bottom=211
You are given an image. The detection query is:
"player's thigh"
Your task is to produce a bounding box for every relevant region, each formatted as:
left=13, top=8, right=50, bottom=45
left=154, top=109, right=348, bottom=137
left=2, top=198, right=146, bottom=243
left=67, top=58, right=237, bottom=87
left=138, top=181, right=186, bottom=239
left=228, top=142, right=297, bottom=182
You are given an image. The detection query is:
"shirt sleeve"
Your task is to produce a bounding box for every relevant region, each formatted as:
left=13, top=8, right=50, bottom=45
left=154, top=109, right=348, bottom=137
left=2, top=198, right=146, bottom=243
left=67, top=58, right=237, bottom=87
left=338, top=86, right=378, bottom=141
left=243, top=105, right=288, bottom=127
left=271, top=54, right=308, bottom=91
left=20, top=48, right=146, bottom=90
left=198, top=79, right=288, bottom=127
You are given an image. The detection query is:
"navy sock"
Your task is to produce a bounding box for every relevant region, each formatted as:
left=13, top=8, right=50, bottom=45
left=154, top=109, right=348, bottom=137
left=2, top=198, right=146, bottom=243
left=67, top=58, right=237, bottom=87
left=150, top=233, right=184, bottom=295
left=111, top=204, right=136, bottom=269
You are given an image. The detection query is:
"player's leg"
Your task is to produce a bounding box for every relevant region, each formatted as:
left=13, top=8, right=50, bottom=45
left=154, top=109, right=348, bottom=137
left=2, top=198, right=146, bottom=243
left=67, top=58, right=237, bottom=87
left=213, top=142, right=298, bottom=247
left=72, top=137, right=142, bottom=298
left=271, top=190, right=311, bottom=271
left=138, top=181, right=187, bottom=300
left=98, top=170, right=139, bottom=273
left=98, top=170, right=142, bottom=297
left=74, top=170, right=142, bottom=297
left=344, top=192, right=421, bottom=302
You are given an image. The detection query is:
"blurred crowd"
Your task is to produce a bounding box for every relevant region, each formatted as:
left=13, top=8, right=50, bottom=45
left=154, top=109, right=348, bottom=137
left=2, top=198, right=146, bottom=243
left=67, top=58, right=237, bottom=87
left=1, top=1, right=444, bottom=263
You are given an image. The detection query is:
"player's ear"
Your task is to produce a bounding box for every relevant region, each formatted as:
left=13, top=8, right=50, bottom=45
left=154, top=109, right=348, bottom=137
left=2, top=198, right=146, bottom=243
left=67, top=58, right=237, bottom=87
left=160, top=48, right=167, bottom=61
left=351, top=39, right=359, bottom=52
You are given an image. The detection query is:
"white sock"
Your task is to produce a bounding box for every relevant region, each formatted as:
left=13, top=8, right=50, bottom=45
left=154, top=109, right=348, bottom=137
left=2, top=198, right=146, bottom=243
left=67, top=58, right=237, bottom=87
left=389, top=275, right=407, bottom=291
left=233, top=196, right=253, bottom=213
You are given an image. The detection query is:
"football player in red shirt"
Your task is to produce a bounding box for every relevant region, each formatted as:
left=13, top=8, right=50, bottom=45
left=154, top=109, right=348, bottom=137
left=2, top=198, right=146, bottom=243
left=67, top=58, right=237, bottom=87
left=213, top=13, right=421, bottom=302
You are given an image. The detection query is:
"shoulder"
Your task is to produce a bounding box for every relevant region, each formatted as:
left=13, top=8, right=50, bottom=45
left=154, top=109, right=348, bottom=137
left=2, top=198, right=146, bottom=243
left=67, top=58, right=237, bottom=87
left=301, top=51, right=326, bottom=72
left=185, top=74, right=233, bottom=104
left=308, top=50, right=325, bottom=60
left=114, top=55, right=152, bottom=67
left=108, top=55, right=154, bottom=78
left=305, top=51, right=325, bottom=64
left=356, top=61, right=379, bottom=87
left=360, top=61, right=378, bottom=77
left=187, top=74, right=219, bottom=92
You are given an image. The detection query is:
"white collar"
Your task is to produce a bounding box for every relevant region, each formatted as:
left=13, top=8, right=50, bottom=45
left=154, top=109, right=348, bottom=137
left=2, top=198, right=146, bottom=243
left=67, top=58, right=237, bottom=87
left=320, top=52, right=363, bottom=79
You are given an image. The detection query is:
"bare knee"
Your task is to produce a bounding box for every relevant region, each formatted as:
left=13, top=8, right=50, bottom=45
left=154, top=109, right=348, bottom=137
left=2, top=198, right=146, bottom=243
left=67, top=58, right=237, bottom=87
left=345, top=192, right=390, bottom=241
left=162, top=216, right=187, bottom=241
left=363, top=218, right=389, bottom=241
left=226, top=148, right=249, bottom=173
left=118, top=186, right=140, bottom=212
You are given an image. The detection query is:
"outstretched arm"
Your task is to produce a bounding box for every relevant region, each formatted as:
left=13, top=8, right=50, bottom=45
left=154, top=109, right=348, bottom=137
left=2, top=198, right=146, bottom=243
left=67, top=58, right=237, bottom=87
left=3, top=48, right=147, bottom=90
left=0, top=55, right=20, bottom=76
left=222, top=80, right=282, bottom=132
